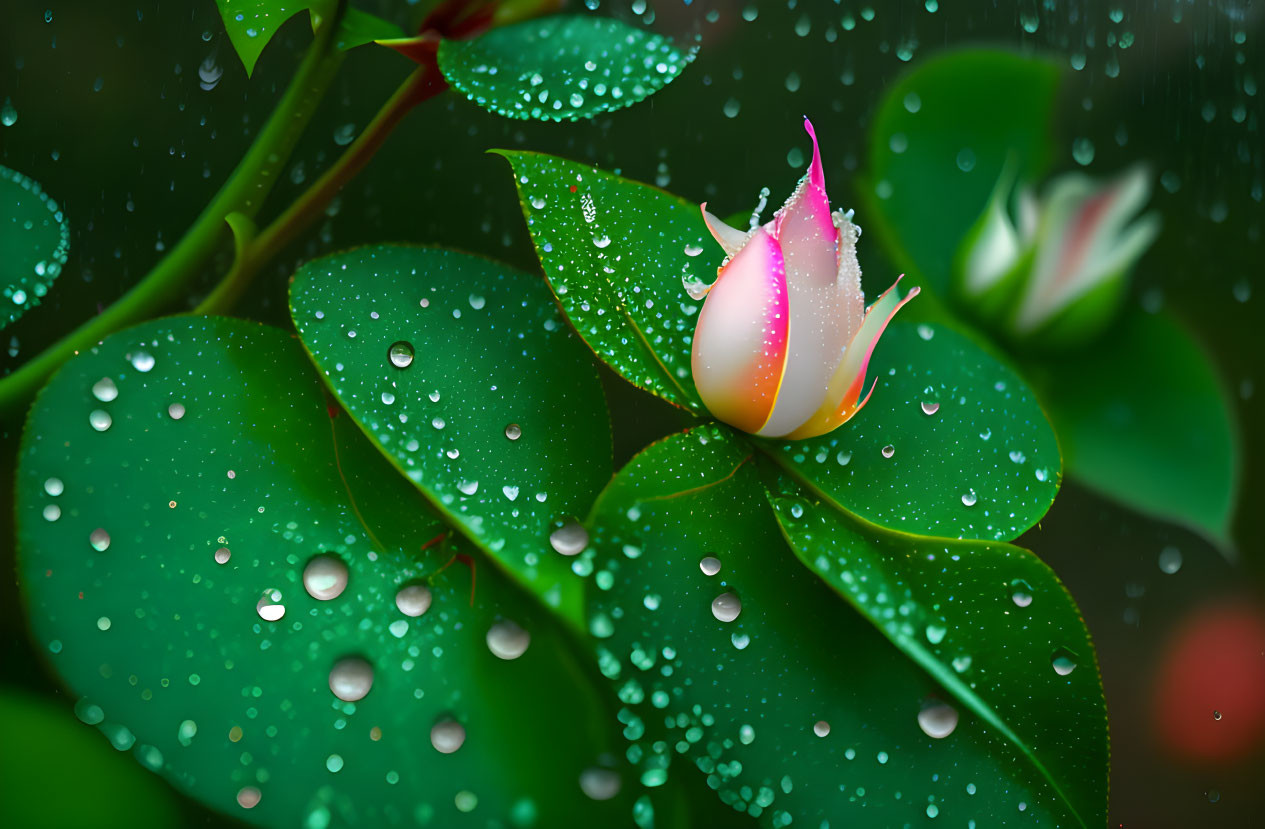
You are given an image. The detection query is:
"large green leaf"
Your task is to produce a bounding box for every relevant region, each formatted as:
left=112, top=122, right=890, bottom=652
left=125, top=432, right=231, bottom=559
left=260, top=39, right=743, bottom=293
left=215, top=1, right=315, bottom=76
left=0, top=688, right=180, bottom=829
left=290, top=245, right=611, bottom=628
left=439, top=15, right=695, bottom=123
left=757, top=321, right=1061, bottom=542
left=497, top=149, right=712, bottom=411
left=762, top=462, right=1106, bottom=828
left=1031, top=309, right=1239, bottom=548
left=16, top=316, right=630, bottom=828
left=580, top=425, right=1103, bottom=826
left=2, top=164, right=70, bottom=328
left=861, top=49, right=1061, bottom=296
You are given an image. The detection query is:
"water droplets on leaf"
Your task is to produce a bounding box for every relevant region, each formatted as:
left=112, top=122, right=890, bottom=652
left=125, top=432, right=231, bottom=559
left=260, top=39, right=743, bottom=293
left=961, top=489, right=978, bottom=507
left=129, top=351, right=155, bottom=373
left=549, top=522, right=589, bottom=556
left=302, top=553, right=349, bottom=601
left=917, top=699, right=959, bottom=739
left=167, top=402, right=186, bottom=420
left=43, top=477, right=63, bottom=496
left=328, top=656, right=374, bottom=701
left=699, top=555, right=721, bottom=576
left=388, top=341, right=415, bottom=368
left=881, top=444, right=895, bottom=459
left=89, top=528, right=110, bottom=552
left=91, top=377, right=118, bottom=402
left=1051, top=648, right=1078, bottom=676
left=430, top=718, right=466, bottom=754
left=711, top=592, right=742, bottom=623
left=486, top=619, right=531, bottom=660
left=580, top=767, right=621, bottom=800
left=255, top=588, right=285, bottom=622
left=214, top=546, right=231, bottom=565
left=813, top=720, right=831, bottom=737
left=394, top=584, right=432, bottom=617
left=89, top=410, right=112, bottom=432
left=1010, top=579, right=1034, bottom=608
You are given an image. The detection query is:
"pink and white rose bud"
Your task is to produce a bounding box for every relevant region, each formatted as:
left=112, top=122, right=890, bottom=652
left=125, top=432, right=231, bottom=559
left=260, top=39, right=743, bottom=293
left=689, top=118, right=918, bottom=440
left=954, top=162, right=1159, bottom=345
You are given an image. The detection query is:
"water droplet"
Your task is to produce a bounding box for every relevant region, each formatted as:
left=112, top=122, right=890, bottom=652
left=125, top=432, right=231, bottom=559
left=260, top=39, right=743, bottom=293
left=504, top=423, right=522, bottom=441
left=458, top=479, right=479, bottom=495
left=256, top=589, right=285, bottom=622
left=42, top=504, right=61, bottom=522
left=1051, top=648, right=1078, bottom=676
left=43, top=477, right=64, bottom=496
left=593, top=234, right=612, bottom=248
left=682, top=273, right=714, bottom=300
left=684, top=243, right=704, bottom=257
left=711, top=592, right=742, bottom=623
left=468, top=294, right=486, bottom=310
left=813, top=720, right=830, bottom=737
left=92, top=377, right=118, bottom=402
left=921, top=400, right=940, bottom=415
left=329, top=656, right=374, bottom=701
left=214, top=547, right=231, bottom=564
left=925, top=624, right=947, bottom=645
left=89, top=409, right=112, bottom=431
left=130, top=351, right=155, bottom=372
left=89, top=528, right=110, bottom=552
left=961, top=490, right=978, bottom=507
left=395, top=584, right=432, bottom=617
left=236, top=787, right=261, bottom=809
left=1158, top=546, right=1183, bottom=575
left=167, top=402, right=185, bottom=420
left=881, top=444, right=895, bottom=459
left=486, top=620, right=531, bottom=660
left=502, top=485, right=520, bottom=501
left=529, top=195, right=547, bottom=209
left=74, top=698, right=104, bottom=725
left=1213, top=710, right=1222, bottom=721
left=549, top=522, right=589, bottom=556
left=388, top=341, right=414, bottom=368
left=1010, top=579, right=1033, bottom=607
left=381, top=391, right=395, bottom=405
left=303, top=553, right=349, bottom=601
left=731, top=632, right=750, bottom=650
left=699, top=555, right=721, bottom=576
left=430, top=719, right=466, bottom=753
left=580, top=767, right=621, bottom=800
left=326, top=753, right=344, bottom=773
left=917, top=699, right=959, bottom=738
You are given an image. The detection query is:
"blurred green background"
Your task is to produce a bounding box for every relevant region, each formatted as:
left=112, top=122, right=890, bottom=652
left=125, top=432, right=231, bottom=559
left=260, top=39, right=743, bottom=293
left=2, top=0, right=1263, bottom=826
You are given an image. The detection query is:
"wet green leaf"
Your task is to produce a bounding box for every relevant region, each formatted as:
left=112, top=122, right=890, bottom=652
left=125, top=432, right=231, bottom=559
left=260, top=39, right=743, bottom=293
left=497, top=150, right=709, bottom=411
left=582, top=425, right=1103, bottom=826
left=763, top=463, right=1106, bottom=829
left=861, top=49, right=1061, bottom=296
left=1, top=164, right=70, bottom=328
left=289, top=246, right=611, bottom=627
left=214, top=1, right=315, bottom=76
left=439, top=15, right=695, bottom=122
left=17, top=316, right=630, bottom=827
left=757, top=321, right=1061, bottom=542
left=334, top=7, right=405, bottom=52
left=0, top=688, right=181, bottom=829
left=1031, top=309, right=1239, bottom=548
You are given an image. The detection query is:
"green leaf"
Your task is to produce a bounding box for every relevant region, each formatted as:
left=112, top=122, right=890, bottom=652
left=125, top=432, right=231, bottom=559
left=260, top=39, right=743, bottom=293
left=582, top=425, right=1103, bottom=826
left=334, top=6, right=405, bottom=51
left=1, top=164, right=70, bottom=328
left=439, top=15, right=696, bottom=122
left=289, top=245, right=612, bottom=628
left=763, top=463, right=1106, bottom=828
left=1032, top=309, right=1240, bottom=548
left=17, top=316, right=631, bottom=827
left=214, top=1, right=315, bottom=76
left=497, top=150, right=709, bottom=411
left=756, top=321, right=1061, bottom=542
left=0, top=688, right=181, bottom=829
left=861, top=49, right=1061, bottom=296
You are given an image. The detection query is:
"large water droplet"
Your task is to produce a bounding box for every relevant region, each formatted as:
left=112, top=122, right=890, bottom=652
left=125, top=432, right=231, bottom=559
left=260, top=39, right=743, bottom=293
left=580, top=767, right=622, bottom=800
left=256, top=589, right=285, bottom=621
left=430, top=719, right=466, bottom=753
left=395, top=584, right=432, bottom=617
left=91, top=377, right=118, bottom=402
left=917, top=699, right=959, bottom=739
left=486, top=620, right=531, bottom=660
left=167, top=402, right=186, bottom=420
left=813, top=720, right=831, bottom=737
left=89, top=409, right=112, bottom=432
left=329, top=656, right=374, bottom=701
left=961, top=489, right=978, bottom=507
left=549, top=522, right=589, bottom=556
left=504, top=423, right=522, bottom=441
left=711, top=592, right=742, bottom=623
left=130, top=351, right=155, bottom=372
left=89, top=528, right=110, bottom=552
left=388, top=341, right=414, bottom=368
left=44, top=477, right=64, bottom=496
left=1010, top=579, right=1033, bottom=607
left=214, top=546, right=231, bottom=564
left=303, top=553, right=349, bottom=601
left=699, top=555, right=721, bottom=576
left=1051, top=648, right=1078, bottom=676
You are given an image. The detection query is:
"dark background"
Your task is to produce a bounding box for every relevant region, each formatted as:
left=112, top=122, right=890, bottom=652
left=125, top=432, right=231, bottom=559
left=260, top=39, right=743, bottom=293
left=2, top=0, right=1263, bottom=826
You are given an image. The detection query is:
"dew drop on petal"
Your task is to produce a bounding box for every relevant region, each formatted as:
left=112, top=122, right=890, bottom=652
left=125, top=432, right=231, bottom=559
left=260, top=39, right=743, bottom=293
left=550, top=522, right=589, bottom=556
left=329, top=656, right=374, bottom=701
left=486, top=620, right=531, bottom=660
left=430, top=719, right=466, bottom=754
left=395, top=584, right=432, bottom=617
left=303, top=553, right=349, bottom=601
left=711, top=592, right=742, bottom=623
left=917, top=699, right=959, bottom=739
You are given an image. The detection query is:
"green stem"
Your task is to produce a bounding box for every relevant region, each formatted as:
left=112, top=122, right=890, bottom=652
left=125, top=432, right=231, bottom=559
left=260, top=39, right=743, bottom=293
left=0, top=20, right=345, bottom=415
left=196, top=63, right=444, bottom=315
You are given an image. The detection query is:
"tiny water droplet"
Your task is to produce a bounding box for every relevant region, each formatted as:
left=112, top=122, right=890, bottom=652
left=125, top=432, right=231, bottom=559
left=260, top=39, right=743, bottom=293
left=303, top=554, right=349, bottom=601
left=486, top=620, right=531, bottom=660
left=699, top=555, right=721, bottom=576
left=917, top=699, right=959, bottom=739
left=430, top=719, right=466, bottom=753
left=921, top=401, right=940, bottom=416
left=881, top=444, right=895, bottom=459
left=388, top=341, right=414, bottom=368
left=711, top=592, right=742, bottom=623
left=550, top=522, right=589, bottom=556
left=329, top=656, right=374, bottom=701
left=89, top=528, right=110, bottom=552
left=395, top=584, right=432, bottom=617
